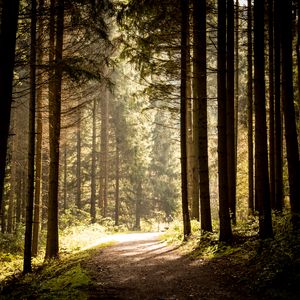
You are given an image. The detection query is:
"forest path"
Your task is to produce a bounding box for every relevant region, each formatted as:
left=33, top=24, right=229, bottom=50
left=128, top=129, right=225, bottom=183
left=83, top=232, right=258, bottom=300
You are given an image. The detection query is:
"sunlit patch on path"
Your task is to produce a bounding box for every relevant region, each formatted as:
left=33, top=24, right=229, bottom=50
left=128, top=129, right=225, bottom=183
left=83, top=232, right=258, bottom=300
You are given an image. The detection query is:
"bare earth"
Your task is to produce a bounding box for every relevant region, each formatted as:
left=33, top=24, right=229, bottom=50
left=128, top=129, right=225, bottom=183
left=84, top=232, right=259, bottom=300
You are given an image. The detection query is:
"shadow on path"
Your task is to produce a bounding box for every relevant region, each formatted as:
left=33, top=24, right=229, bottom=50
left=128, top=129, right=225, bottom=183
left=83, top=233, right=260, bottom=300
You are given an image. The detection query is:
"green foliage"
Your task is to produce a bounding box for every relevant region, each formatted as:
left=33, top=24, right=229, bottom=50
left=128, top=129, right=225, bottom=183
left=0, top=229, right=24, bottom=254
left=0, top=244, right=109, bottom=299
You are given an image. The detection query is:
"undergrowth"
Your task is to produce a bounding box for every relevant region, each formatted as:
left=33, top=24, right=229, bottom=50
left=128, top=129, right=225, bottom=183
left=0, top=242, right=112, bottom=299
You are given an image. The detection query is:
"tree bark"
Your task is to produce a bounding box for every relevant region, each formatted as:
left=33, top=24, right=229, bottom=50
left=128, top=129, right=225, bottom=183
left=24, top=0, right=37, bottom=273
left=32, top=0, right=45, bottom=257
left=91, top=98, right=97, bottom=223
left=218, top=0, right=232, bottom=242
left=274, top=0, right=283, bottom=212
left=227, top=0, right=236, bottom=225
left=280, top=0, right=300, bottom=229
left=180, top=0, right=191, bottom=239
left=254, top=0, right=273, bottom=239
left=46, top=0, right=64, bottom=259
left=193, top=0, right=212, bottom=232
left=268, top=0, right=275, bottom=209
left=0, top=0, right=20, bottom=213
left=76, top=105, right=82, bottom=210
left=247, top=0, right=254, bottom=215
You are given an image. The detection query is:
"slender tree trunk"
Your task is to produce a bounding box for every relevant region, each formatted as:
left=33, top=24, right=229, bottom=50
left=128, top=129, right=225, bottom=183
left=76, top=106, right=81, bottom=210
left=16, top=169, right=22, bottom=225
left=297, top=3, right=300, bottom=136
left=235, top=0, right=239, bottom=174
left=193, top=0, right=212, bottom=232
left=254, top=0, right=273, bottom=239
left=24, top=0, right=37, bottom=273
left=274, top=0, right=283, bottom=212
left=46, top=0, right=64, bottom=259
left=91, top=99, right=97, bottom=223
left=100, top=94, right=109, bottom=217
left=0, top=0, right=20, bottom=212
left=218, top=0, right=232, bottom=242
left=247, top=0, right=254, bottom=215
left=63, top=146, right=67, bottom=211
left=280, top=0, right=300, bottom=229
left=181, top=0, right=191, bottom=239
left=186, top=12, right=195, bottom=218
left=7, top=122, right=16, bottom=234
left=227, top=0, right=236, bottom=225
left=268, top=0, right=275, bottom=209
left=115, top=139, right=120, bottom=226
left=32, top=0, right=45, bottom=257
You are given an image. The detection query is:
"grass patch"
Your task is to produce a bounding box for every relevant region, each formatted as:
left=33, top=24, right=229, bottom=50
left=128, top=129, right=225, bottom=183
left=0, top=242, right=112, bottom=299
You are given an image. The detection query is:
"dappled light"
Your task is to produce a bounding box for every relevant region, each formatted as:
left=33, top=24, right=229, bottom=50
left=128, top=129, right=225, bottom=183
left=0, top=0, right=300, bottom=299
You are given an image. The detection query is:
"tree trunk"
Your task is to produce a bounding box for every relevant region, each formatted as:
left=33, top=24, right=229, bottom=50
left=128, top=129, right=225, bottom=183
left=227, top=0, right=236, bottom=225
left=63, top=146, right=67, bottom=211
left=46, top=0, right=64, bottom=259
left=254, top=0, right=273, bottom=239
left=193, top=0, right=212, bottom=232
left=0, top=0, right=20, bottom=212
left=24, top=0, right=37, bottom=273
left=76, top=106, right=82, bottom=210
left=180, top=0, right=191, bottom=239
left=218, top=0, right=232, bottom=242
left=274, top=0, right=283, bottom=212
left=268, top=0, right=275, bottom=209
left=280, top=0, right=300, bottom=229
left=32, top=0, right=45, bottom=257
left=247, top=0, right=254, bottom=215
left=100, top=94, right=109, bottom=217
left=235, top=0, right=239, bottom=176
left=91, top=98, right=97, bottom=223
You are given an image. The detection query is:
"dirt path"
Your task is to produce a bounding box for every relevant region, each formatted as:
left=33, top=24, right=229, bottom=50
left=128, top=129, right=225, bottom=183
left=84, top=232, right=258, bottom=300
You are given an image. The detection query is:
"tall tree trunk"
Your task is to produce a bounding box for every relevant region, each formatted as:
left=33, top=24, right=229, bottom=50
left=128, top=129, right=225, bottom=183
left=32, top=0, right=45, bottom=257
left=0, top=0, right=20, bottom=212
left=247, top=0, right=254, bottom=215
left=114, top=107, right=120, bottom=227
left=235, top=0, right=239, bottom=166
left=280, top=0, right=300, bottom=229
left=7, top=120, right=16, bottom=234
left=227, top=0, right=236, bottom=225
left=100, top=94, right=108, bottom=217
left=24, top=0, right=37, bottom=273
left=46, top=0, right=64, bottom=259
left=90, top=98, right=97, bottom=223
left=63, top=146, right=67, bottom=211
left=268, top=0, right=275, bottom=209
left=274, top=0, right=283, bottom=212
left=76, top=106, right=81, bottom=210
left=254, top=0, right=273, bottom=239
left=180, top=0, right=191, bottom=239
left=185, top=11, right=195, bottom=218
left=187, top=46, right=196, bottom=220
left=218, top=0, right=232, bottom=242
left=297, top=2, right=300, bottom=136
left=193, top=0, right=212, bottom=232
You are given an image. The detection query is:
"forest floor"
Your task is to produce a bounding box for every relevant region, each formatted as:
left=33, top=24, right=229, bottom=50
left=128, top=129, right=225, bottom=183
left=83, top=232, right=261, bottom=300
left=1, top=230, right=299, bottom=299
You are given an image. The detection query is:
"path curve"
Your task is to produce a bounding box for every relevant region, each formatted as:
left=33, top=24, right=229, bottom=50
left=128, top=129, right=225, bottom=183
left=84, top=232, right=258, bottom=300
